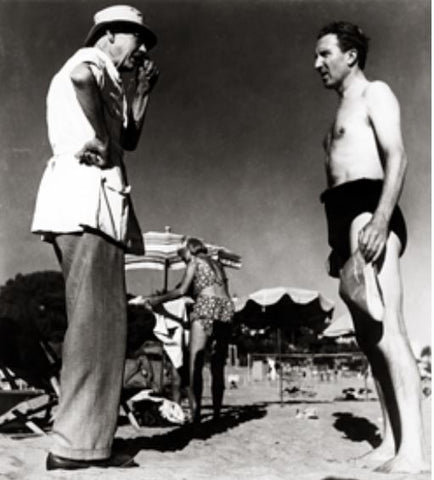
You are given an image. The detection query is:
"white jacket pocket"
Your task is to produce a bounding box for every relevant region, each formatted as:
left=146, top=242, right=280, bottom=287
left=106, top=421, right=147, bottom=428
left=98, top=178, right=130, bottom=243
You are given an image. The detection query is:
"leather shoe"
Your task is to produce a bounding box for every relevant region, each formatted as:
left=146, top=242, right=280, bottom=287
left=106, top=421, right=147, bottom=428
left=46, top=452, right=138, bottom=470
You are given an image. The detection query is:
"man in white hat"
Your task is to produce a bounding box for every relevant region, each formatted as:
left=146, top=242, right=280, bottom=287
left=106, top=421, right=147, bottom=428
left=31, top=5, right=159, bottom=470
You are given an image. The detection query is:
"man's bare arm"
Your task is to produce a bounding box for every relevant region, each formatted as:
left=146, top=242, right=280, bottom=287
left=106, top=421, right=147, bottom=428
left=122, top=58, right=159, bottom=151
left=359, top=81, right=408, bottom=262
left=70, top=63, right=110, bottom=167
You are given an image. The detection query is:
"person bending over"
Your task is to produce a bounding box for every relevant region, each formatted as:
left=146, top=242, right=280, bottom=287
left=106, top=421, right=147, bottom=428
left=134, top=237, right=234, bottom=423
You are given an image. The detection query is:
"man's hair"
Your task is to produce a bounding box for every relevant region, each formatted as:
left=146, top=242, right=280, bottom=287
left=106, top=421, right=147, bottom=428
left=317, top=21, right=370, bottom=70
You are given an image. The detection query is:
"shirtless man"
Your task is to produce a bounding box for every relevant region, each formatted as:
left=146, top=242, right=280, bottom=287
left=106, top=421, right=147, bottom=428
left=314, top=21, right=429, bottom=473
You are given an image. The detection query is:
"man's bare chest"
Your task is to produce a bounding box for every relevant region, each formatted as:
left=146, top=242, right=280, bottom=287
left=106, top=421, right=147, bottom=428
left=331, top=99, right=371, bottom=142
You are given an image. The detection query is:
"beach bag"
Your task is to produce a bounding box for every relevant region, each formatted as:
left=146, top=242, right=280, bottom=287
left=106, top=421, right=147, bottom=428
left=339, top=250, right=384, bottom=321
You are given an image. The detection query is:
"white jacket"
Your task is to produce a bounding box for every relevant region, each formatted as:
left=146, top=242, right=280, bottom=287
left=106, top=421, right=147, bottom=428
left=31, top=48, right=144, bottom=254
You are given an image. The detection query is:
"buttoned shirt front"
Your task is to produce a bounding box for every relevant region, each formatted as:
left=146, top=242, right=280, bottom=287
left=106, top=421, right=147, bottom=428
left=32, top=47, right=144, bottom=254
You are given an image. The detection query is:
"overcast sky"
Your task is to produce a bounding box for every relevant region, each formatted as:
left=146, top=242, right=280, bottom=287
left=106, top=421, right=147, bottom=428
left=0, top=0, right=430, bottom=349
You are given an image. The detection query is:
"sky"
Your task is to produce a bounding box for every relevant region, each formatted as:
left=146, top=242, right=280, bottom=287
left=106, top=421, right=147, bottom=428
left=0, top=0, right=430, bottom=349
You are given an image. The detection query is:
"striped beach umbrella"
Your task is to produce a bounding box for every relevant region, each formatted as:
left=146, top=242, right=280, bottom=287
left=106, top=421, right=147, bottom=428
left=125, top=227, right=242, bottom=291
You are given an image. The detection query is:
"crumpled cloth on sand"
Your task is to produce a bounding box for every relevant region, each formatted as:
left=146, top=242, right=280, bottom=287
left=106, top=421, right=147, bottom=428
left=128, top=389, right=186, bottom=425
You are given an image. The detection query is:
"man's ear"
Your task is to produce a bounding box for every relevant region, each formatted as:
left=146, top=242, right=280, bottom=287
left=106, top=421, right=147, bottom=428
left=347, top=48, right=358, bottom=67
left=106, top=30, right=115, bottom=43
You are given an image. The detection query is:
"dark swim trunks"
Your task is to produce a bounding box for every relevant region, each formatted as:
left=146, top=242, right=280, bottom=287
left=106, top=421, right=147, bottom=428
left=320, top=178, right=407, bottom=273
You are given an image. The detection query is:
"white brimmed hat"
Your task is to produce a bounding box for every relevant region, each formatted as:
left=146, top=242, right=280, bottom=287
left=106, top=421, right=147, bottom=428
left=84, top=5, right=157, bottom=49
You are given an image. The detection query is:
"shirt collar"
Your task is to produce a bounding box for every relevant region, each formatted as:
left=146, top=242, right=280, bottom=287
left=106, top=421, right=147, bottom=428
left=89, top=47, right=122, bottom=86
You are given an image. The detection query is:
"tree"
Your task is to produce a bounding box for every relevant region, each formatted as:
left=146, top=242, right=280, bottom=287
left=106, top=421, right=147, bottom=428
left=0, top=271, right=156, bottom=377
left=0, top=270, right=66, bottom=344
left=0, top=271, right=66, bottom=388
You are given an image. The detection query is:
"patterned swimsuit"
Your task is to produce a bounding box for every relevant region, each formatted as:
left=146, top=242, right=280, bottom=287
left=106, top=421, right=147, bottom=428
left=190, top=258, right=234, bottom=336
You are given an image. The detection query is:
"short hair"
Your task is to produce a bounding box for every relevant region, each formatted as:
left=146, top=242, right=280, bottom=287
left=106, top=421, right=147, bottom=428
left=317, top=21, right=370, bottom=70
left=185, top=237, right=208, bottom=256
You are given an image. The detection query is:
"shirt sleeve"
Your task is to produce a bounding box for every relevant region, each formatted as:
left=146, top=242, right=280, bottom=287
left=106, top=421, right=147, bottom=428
left=73, top=49, right=106, bottom=89
left=86, top=62, right=105, bottom=89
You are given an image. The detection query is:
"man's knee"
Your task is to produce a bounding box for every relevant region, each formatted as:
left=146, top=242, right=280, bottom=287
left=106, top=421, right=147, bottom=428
left=355, top=331, right=382, bottom=353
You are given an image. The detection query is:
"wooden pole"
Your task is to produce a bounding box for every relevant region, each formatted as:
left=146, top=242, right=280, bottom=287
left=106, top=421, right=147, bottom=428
left=163, top=258, right=169, bottom=293
left=278, top=328, right=283, bottom=406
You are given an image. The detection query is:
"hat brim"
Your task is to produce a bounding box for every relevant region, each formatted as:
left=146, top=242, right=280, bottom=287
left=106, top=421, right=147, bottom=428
left=84, top=20, right=157, bottom=49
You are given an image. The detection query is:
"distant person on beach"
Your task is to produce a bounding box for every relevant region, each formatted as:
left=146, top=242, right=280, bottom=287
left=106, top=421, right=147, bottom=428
left=418, top=345, right=431, bottom=378
left=267, top=356, right=277, bottom=381
left=315, top=21, right=428, bottom=473
left=133, top=237, right=234, bottom=423
left=31, top=5, right=159, bottom=471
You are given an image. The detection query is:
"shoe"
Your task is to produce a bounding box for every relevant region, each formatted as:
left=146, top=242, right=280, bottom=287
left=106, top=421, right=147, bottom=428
left=46, top=452, right=138, bottom=470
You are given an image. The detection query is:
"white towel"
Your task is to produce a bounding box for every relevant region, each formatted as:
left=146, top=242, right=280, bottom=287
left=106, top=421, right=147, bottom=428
left=152, top=298, right=192, bottom=369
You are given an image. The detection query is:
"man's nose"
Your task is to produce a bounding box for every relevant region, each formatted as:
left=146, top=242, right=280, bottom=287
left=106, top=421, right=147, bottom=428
left=138, top=44, right=148, bottom=54
left=314, top=56, right=322, bottom=70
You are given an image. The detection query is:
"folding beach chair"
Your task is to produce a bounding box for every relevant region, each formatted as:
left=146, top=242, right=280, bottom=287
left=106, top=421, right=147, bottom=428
left=0, top=302, right=180, bottom=434
left=0, top=341, right=151, bottom=433
left=0, top=348, right=155, bottom=434
left=0, top=339, right=60, bottom=435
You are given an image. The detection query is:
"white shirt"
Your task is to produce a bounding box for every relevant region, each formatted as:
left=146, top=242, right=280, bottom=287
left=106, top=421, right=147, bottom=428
left=31, top=48, right=144, bottom=254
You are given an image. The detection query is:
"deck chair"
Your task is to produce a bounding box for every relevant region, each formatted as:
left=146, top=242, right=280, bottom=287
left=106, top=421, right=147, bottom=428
left=121, top=345, right=187, bottom=427
left=0, top=338, right=60, bottom=435
left=121, top=334, right=180, bottom=429
left=0, top=349, right=158, bottom=434
left=0, top=303, right=180, bottom=433
left=0, top=338, right=147, bottom=434
left=121, top=350, right=156, bottom=429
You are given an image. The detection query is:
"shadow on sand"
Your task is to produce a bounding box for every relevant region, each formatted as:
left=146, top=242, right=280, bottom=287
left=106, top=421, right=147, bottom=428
left=262, top=399, right=333, bottom=405
left=332, top=411, right=381, bottom=448
left=114, top=402, right=268, bottom=455
left=321, top=477, right=360, bottom=480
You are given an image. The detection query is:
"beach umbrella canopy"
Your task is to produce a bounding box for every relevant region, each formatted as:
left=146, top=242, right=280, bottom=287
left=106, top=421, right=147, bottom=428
left=322, top=312, right=354, bottom=338
left=234, top=287, right=335, bottom=406
left=125, top=227, right=242, bottom=290
left=125, top=229, right=186, bottom=273
left=233, top=287, right=335, bottom=333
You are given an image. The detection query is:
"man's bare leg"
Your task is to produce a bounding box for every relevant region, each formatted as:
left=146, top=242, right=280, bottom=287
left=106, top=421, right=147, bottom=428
left=347, top=213, right=429, bottom=473
left=352, top=376, right=395, bottom=467
left=372, top=378, right=395, bottom=456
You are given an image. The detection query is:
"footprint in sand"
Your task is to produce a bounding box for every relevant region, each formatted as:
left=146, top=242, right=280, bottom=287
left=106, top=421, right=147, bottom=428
left=0, top=453, right=23, bottom=476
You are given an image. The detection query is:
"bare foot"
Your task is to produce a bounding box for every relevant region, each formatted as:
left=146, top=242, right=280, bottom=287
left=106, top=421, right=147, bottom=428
left=375, top=454, right=430, bottom=474
left=351, top=444, right=394, bottom=469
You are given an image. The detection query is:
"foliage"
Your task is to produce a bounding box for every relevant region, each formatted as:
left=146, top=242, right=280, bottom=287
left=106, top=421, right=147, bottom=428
left=0, top=271, right=66, bottom=344
left=0, top=271, right=66, bottom=388
left=0, top=271, right=156, bottom=369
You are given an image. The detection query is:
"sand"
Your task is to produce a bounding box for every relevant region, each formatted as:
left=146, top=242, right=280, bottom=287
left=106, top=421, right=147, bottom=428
left=0, top=369, right=430, bottom=480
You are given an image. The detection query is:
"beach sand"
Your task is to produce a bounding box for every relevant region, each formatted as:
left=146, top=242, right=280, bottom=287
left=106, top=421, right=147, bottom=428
left=0, top=370, right=430, bottom=480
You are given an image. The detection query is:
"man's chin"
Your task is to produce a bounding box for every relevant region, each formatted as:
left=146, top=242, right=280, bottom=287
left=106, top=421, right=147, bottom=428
left=322, top=79, right=335, bottom=89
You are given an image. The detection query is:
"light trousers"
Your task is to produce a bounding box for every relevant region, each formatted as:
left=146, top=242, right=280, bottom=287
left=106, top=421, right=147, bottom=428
left=50, top=232, right=127, bottom=460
